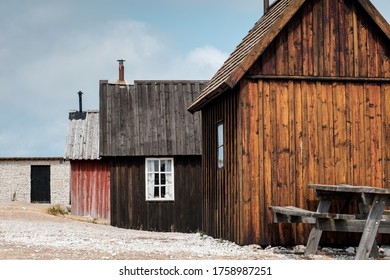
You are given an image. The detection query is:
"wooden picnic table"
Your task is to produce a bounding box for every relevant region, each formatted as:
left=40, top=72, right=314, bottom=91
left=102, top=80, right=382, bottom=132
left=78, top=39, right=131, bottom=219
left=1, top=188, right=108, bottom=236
left=270, top=184, right=390, bottom=260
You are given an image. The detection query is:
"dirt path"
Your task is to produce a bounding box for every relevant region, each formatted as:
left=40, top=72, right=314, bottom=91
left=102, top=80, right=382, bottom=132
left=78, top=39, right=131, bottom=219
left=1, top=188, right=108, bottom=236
left=1, top=202, right=387, bottom=260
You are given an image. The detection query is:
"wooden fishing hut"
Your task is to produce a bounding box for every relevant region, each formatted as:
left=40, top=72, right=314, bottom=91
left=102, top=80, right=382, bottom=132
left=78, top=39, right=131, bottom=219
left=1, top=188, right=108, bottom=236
left=188, top=0, right=390, bottom=246
left=100, top=60, right=207, bottom=232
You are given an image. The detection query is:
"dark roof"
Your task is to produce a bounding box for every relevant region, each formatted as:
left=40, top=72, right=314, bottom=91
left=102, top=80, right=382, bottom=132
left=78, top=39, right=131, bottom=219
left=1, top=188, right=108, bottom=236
left=64, top=110, right=100, bottom=160
left=188, top=0, right=390, bottom=112
left=100, top=80, right=207, bottom=157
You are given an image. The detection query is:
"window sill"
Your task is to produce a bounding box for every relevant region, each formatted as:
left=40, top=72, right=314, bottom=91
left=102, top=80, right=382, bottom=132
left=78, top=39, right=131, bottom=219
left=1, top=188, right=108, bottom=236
left=146, top=199, right=175, bottom=202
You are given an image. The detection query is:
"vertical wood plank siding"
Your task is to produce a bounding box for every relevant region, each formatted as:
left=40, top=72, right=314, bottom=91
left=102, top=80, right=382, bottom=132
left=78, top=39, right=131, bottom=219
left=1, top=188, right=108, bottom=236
left=202, top=91, right=240, bottom=243
left=110, top=156, right=202, bottom=232
left=250, top=0, right=390, bottom=78
left=70, top=160, right=110, bottom=219
left=202, top=0, right=390, bottom=246
left=241, top=80, right=389, bottom=245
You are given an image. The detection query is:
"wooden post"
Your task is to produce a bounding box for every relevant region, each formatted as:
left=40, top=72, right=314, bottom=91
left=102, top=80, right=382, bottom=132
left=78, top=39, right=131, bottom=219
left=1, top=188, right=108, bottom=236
left=304, top=199, right=331, bottom=256
left=355, top=195, right=387, bottom=260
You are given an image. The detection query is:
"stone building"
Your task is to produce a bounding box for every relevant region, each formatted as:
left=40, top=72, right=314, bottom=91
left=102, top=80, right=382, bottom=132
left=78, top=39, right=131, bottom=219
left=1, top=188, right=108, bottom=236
left=0, top=158, right=70, bottom=204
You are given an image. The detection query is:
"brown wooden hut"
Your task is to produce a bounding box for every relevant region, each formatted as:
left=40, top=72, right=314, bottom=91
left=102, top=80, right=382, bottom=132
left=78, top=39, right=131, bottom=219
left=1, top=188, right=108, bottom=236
left=65, top=107, right=110, bottom=220
left=99, top=64, right=207, bottom=232
left=189, top=0, right=390, bottom=246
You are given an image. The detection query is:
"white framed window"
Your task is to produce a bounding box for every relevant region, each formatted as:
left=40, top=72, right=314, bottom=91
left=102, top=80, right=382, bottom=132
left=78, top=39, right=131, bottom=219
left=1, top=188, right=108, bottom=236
left=145, top=158, right=174, bottom=201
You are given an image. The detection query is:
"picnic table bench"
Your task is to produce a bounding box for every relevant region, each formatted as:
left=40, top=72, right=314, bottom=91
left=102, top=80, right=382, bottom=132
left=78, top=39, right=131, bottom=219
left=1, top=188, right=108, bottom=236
left=270, top=184, right=390, bottom=260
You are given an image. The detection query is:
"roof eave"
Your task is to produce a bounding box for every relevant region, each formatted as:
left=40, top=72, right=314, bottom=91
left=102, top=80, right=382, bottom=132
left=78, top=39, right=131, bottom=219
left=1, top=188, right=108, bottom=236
left=188, top=82, right=231, bottom=113
left=188, top=0, right=306, bottom=113
left=226, top=0, right=307, bottom=88
left=357, top=0, right=390, bottom=40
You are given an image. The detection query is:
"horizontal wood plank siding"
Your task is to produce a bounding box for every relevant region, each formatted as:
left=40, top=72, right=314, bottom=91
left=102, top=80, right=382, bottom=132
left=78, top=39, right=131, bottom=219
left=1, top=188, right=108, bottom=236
left=70, top=160, right=110, bottom=220
left=100, top=81, right=206, bottom=157
left=110, top=156, right=202, bottom=232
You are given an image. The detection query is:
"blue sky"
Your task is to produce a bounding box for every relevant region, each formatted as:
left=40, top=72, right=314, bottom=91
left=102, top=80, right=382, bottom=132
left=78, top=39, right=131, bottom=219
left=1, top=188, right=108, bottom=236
left=0, top=0, right=389, bottom=157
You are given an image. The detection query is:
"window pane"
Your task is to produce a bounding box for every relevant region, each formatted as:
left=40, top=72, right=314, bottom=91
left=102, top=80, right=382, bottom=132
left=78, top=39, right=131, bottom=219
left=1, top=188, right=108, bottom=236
left=147, top=160, right=159, bottom=172
left=166, top=173, right=173, bottom=184
left=154, top=173, right=159, bottom=185
left=218, top=147, right=224, bottom=168
left=161, top=173, right=166, bottom=185
left=154, top=186, right=159, bottom=198
left=165, top=185, right=171, bottom=198
left=160, top=161, right=166, bottom=172
left=166, top=160, right=172, bottom=171
left=218, top=123, right=224, bottom=147
left=154, top=160, right=159, bottom=172
left=147, top=160, right=154, bottom=172
left=161, top=186, right=166, bottom=198
left=147, top=174, right=154, bottom=199
left=147, top=173, right=154, bottom=184
left=217, top=123, right=224, bottom=168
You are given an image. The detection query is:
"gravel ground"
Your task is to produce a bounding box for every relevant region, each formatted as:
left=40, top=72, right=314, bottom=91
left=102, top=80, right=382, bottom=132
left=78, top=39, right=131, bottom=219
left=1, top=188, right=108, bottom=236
left=0, top=202, right=388, bottom=260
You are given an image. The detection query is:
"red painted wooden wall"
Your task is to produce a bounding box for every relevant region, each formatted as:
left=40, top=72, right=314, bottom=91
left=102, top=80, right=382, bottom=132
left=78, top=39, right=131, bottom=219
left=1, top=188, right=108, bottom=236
left=70, top=160, right=110, bottom=220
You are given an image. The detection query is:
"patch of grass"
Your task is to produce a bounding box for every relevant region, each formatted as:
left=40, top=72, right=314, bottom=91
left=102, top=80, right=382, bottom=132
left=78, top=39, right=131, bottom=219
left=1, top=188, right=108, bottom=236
left=197, top=230, right=207, bottom=240
left=86, top=217, right=98, bottom=224
left=47, top=204, right=68, bottom=216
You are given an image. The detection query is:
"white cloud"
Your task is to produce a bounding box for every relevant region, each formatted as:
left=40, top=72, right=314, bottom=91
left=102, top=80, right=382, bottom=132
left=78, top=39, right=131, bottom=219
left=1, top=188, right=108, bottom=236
left=0, top=13, right=228, bottom=156
left=186, top=45, right=227, bottom=72
left=11, top=19, right=165, bottom=112
left=149, top=45, right=228, bottom=80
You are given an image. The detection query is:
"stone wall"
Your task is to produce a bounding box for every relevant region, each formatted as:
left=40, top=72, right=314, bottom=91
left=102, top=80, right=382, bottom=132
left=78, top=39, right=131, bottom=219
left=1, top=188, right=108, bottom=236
left=0, top=158, right=70, bottom=205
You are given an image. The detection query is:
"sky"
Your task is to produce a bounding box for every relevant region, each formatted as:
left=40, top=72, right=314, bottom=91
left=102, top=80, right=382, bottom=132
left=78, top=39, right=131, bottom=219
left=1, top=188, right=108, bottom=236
left=0, top=0, right=389, bottom=157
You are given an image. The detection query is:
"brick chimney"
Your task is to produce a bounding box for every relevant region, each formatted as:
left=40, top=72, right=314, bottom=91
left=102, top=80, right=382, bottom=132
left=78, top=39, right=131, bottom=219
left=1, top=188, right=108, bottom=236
left=118, top=59, right=125, bottom=83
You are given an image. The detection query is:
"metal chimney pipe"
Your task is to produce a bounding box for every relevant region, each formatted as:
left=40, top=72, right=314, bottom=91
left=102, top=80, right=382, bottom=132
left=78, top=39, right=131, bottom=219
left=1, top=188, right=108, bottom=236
left=118, top=59, right=125, bottom=82
left=264, top=0, right=269, bottom=14
left=77, top=91, right=83, bottom=112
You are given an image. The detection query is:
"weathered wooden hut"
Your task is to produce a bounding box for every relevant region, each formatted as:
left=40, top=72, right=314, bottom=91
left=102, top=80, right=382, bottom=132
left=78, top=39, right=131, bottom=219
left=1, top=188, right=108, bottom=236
left=65, top=101, right=110, bottom=220
left=189, top=0, right=390, bottom=246
left=100, top=63, right=207, bottom=232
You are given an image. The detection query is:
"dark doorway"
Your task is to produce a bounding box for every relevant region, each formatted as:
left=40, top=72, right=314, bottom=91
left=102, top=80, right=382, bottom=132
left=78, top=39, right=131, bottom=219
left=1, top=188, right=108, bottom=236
left=31, top=165, right=51, bottom=203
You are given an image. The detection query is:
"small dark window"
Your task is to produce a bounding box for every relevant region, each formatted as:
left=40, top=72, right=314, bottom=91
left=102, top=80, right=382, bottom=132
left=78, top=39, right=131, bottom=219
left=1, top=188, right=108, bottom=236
left=217, top=122, right=224, bottom=169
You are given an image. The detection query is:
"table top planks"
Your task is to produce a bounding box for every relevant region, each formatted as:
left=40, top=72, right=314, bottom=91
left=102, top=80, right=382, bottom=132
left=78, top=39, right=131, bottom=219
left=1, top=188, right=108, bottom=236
left=308, top=184, right=390, bottom=194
